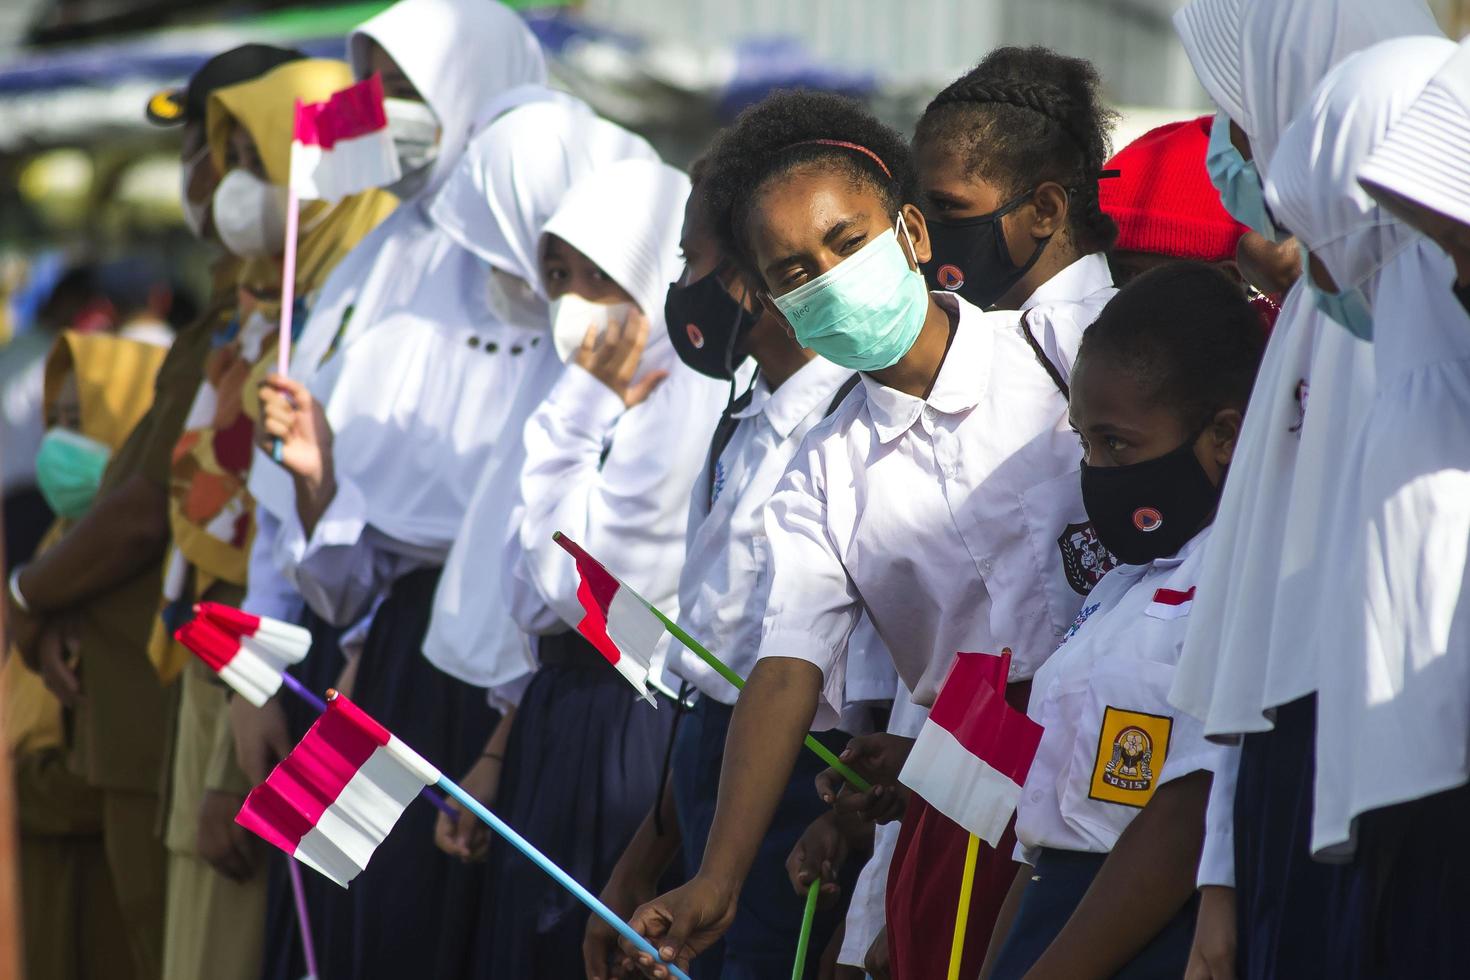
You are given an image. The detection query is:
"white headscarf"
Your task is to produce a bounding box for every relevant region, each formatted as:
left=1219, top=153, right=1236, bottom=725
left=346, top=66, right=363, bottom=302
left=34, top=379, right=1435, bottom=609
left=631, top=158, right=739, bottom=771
left=1174, top=0, right=1247, bottom=125
left=1359, top=37, right=1470, bottom=230
left=348, top=0, right=546, bottom=197
left=1236, top=0, right=1440, bottom=175
left=429, top=102, right=659, bottom=292
left=538, top=160, right=692, bottom=331
left=1265, top=36, right=1454, bottom=301
left=421, top=125, right=674, bottom=689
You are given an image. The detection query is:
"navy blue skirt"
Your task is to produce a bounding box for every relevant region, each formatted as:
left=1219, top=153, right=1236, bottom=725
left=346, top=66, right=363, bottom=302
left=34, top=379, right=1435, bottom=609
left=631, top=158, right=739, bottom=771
left=286, top=567, right=497, bottom=980
left=670, top=696, right=852, bottom=980
left=989, top=848, right=1198, bottom=979
left=479, top=630, right=679, bottom=980
left=1234, top=695, right=1366, bottom=980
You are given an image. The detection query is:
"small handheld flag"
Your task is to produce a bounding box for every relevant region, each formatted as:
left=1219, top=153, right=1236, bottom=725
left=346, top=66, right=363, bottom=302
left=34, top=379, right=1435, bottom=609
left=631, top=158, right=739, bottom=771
left=554, top=532, right=872, bottom=792
left=175, top=613, right=310, bottom=708
left=238, top=691, right=694, bottom=979
left=236, top=690, right=440, bottom=887
left=288, top=74, right=401, bottom=203
left=898, top=650, right=1043, bottom=980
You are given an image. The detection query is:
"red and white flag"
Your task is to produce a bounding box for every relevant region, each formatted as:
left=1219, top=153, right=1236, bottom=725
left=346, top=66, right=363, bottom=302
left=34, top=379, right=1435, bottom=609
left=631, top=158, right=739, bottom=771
left=1145, top=586, right=1196, bottom=620
left=288, top=73, right=400, bottom=201
left=898, top=651, right=1043, bottom=847
left=175, top=606, right=311, bottom=707
left=236, top=692, right=440, bottom=887
left=555, top=533, right=663, bottom=706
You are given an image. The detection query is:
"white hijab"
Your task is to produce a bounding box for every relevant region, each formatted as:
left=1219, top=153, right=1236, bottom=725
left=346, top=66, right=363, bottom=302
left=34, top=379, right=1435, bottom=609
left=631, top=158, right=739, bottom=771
left=421, top=126, right=672, bottom=689
left=1359, top=37, right=1470, bottom=231
left=1174, top=0, right=1247, bottom=125
left=347, top=0, right=546, bottom=197
left=429, top=103, right=659, bottom=291
left=1236, top=0, right=1441, bottom=174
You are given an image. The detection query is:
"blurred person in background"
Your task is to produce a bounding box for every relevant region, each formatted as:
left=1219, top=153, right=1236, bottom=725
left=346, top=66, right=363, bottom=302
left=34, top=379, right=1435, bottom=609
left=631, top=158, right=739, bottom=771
left=149, top=56, right=393, bottom=980
left=3, top=328, right=166, bottom=980
left=3, top=43, right=302, bottom=980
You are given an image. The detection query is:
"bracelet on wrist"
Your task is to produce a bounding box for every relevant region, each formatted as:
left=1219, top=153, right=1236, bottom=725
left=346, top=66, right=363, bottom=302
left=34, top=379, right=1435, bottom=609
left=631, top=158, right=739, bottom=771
left=9, top=565, right=30, bottom=615
left=481, top=751, right=504, bottom=762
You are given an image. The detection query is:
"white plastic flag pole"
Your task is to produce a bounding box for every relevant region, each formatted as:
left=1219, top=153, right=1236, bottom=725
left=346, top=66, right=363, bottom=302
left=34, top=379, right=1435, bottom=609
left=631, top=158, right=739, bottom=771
left=272, top=128, right=302, bottom=463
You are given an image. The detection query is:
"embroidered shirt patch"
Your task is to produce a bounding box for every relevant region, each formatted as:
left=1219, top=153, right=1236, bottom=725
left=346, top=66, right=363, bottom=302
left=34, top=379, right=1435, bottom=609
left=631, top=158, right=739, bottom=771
left=1089, top=706, right=1173, bottom=808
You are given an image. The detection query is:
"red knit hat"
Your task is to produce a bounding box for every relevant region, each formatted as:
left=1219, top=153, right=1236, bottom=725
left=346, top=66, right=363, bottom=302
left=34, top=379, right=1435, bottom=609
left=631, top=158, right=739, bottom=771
left=1100, top=115, right=1248, bottom=263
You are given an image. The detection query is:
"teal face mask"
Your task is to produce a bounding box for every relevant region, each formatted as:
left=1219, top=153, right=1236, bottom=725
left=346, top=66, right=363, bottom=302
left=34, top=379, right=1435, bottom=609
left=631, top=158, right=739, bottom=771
left=1298, top=241, right=1374, bottom=340
left=1205, top=111, right=1280, bottom=242
left=35, top=428, right=109, bottom=519
left=771, top=218, right=929, bottom=372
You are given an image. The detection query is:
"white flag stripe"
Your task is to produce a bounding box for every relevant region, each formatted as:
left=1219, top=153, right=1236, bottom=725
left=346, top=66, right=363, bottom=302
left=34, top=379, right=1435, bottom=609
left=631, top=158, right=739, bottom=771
left=1144, top=600, right=1193, bottom=620
left=290, top=130, right=400, bottom=201
left=246, top=619, right=312, bottom=661
left=604, top=587, right=666, bottom=664
left=900, top=721, right=1024, bottom=847
left=295, top=742, right=436, bottom=888
left=219, top=644, right=286, bottom=708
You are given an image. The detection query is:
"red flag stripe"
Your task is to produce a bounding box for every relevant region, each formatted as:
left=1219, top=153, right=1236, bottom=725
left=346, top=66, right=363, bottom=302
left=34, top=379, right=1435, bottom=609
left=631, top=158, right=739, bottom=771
left=575, top=575, right=624, bottom=667
left=292, top=74, right=389, bottom=149
left=924, top=651, right=1041, bottom=786
left=554, top=534, right=621, bottom=616
left=197, top=601, right=262, bottom=638
left=1151, top=587, right=1197, bottom=606
left=174, top=617, right=241, bottom=671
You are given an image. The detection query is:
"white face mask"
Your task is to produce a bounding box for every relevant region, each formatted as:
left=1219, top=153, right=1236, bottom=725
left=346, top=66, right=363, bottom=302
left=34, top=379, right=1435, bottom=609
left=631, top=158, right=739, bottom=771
left=179, top=144, right=211, bottom=239
left=384, top=97, right=441, bottom=179
left=548, top=294, right=633, bottom=363
left=212, top=169, right=288, bottom=258
left=485, top=267, right=548, bottom=329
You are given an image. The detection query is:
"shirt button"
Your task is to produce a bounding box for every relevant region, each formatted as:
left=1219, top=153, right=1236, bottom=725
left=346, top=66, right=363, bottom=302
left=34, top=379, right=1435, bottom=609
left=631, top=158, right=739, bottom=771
left=980, top=558, right=993, bottom=573
left=1030, top=791, right=1043, bottom=803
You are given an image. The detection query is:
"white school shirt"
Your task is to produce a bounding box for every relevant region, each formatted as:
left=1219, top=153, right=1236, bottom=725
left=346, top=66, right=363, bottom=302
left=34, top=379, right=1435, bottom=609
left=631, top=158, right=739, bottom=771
left=1014, top=530, right=1236, bottom=878
left=757, top=258, right=1116, bottom=728
left=499, top=346, right=727, bottom=703
left=664, top=355, right=855, bottom=703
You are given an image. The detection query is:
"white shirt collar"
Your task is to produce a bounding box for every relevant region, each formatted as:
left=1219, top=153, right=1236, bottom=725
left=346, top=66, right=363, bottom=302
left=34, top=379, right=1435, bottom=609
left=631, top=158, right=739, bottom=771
left=732, top=355, right=856, bottom=440
left=1110, top=525, right=1215, bottom=582
left=1020, top=252, right=1114, bottom=312
left=861, top=292, right=993, bottom=444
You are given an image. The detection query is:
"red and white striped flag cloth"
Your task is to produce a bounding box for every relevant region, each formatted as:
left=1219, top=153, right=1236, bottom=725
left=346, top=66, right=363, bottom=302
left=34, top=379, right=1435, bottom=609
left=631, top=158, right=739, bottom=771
left=1145, top=586, right=1196, bottom=620
left=898, top=650, right=1043, bottom=847
left=288, top=73, right=401, bottom=201
left=175, top=605, right=311, bottom=707
left=554, top=533, right=662, bottom=706
left=236, top=691, right=440, bottom=887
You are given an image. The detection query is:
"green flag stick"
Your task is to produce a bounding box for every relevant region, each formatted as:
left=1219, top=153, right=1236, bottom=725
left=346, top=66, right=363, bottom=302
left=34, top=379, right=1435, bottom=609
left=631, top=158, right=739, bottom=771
left=641, top=603, right=871, bottom=792
left=791, top=880, right=820, bottom=980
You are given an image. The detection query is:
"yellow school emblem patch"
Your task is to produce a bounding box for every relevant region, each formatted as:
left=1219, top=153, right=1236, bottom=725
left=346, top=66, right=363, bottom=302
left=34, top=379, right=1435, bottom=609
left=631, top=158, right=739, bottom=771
left=1089, top=706, right=1172, bottom=808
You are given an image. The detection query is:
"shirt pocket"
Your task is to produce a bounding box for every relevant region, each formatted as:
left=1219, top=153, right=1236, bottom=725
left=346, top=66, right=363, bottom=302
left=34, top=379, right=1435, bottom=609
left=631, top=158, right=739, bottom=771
left=1058, top=656, right=1180, bottom=848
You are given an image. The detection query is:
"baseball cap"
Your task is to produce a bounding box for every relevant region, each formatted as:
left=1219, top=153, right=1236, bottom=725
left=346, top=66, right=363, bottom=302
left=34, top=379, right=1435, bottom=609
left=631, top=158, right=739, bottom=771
left=145, top=43, right=305, bottom=127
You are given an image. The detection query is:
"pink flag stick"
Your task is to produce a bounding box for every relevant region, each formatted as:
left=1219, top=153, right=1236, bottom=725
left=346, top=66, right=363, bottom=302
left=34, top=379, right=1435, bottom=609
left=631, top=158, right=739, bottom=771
left=286, top=856, right=319, bottom=980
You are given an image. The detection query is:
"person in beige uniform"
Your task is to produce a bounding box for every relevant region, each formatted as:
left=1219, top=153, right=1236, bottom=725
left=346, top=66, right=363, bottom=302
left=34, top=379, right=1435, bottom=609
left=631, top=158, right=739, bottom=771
left=4, top=330, right=167, bottom=980
left=5, top=45, right=301, bottom=979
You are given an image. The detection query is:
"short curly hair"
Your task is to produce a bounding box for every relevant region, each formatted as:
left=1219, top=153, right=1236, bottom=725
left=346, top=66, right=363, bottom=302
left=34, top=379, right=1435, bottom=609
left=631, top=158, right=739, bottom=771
left=702, top=90, right=917, bottom=277
left=915, top=46, right=1119, bottom=254
left=1078, top=261, right=1264, bottom=429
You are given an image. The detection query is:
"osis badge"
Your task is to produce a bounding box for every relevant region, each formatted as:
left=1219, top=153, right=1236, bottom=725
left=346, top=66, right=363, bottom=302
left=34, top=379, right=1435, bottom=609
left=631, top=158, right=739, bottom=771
left=1058, top=522, right=1118, bottom=595
left=1089, top=706, right=1172, bottom=808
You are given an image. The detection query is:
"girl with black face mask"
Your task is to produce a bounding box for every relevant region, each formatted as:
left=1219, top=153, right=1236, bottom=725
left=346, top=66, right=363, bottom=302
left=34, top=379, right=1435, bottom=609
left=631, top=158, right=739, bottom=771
left=979, top=262, right=1262, bottom=980
left=912, top=47, right=1118, bottom=329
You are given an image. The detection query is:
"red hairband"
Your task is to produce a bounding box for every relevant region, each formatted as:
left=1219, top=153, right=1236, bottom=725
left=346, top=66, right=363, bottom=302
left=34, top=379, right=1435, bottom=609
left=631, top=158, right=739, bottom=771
left=787, top=139, right=893, bottom=180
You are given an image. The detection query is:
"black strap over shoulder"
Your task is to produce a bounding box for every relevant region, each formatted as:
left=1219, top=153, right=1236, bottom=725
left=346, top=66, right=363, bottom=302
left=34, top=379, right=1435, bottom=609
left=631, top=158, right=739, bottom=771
left=824, top=373, right=862, bottom=418
left=1019, top=310, right=1070, bottom=400
left=705, top=388, right=754, bottom=508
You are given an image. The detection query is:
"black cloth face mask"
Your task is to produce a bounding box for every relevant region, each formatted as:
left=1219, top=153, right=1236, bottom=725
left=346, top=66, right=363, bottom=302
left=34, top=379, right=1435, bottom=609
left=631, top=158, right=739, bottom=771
left=1079, top=436, right=1221, bottom=566
left=665, top=265, right=759, bottom=380
left=922, top=190, right=1051, bottom=309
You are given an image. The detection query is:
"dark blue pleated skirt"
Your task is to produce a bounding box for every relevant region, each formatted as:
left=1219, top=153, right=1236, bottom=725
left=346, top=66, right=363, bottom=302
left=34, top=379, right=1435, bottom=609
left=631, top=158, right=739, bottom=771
left=266, top=567, right=497, bottom=980
left=1234, top=695, right=1366, bottom=980
left=479, top=630, right=679, bottom=980
left=989, top=848, right=1197, bottom=979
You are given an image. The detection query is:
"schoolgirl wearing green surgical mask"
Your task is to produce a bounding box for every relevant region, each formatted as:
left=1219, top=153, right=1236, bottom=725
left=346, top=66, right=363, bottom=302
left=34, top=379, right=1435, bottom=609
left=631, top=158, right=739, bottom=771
left=622, top=91, right=1114, bottom=980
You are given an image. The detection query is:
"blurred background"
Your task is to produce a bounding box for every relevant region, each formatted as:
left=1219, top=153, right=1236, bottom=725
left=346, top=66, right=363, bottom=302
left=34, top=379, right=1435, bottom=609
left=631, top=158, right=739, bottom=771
left=0, top=0, right=1466, bottom=350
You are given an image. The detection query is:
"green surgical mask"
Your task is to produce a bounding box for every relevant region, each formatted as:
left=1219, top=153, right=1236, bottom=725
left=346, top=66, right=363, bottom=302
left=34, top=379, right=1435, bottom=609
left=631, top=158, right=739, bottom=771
left=772, top=217, right=930, bottom=372
left=35, top=428, right=109, bottom=519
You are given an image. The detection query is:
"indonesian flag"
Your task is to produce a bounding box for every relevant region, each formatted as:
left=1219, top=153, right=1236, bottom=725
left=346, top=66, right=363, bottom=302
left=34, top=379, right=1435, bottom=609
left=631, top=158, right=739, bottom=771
left=554, top=533, right=661, bottom=706
left=288, top=73, right=400, bottom=201
left=1145, top=586, right=1196, bottom=620
left=898, top=651, right=1043, bottom=847
left=236, top=691, right=441, bottom=887
left=175, top=604, right=311, bottom=707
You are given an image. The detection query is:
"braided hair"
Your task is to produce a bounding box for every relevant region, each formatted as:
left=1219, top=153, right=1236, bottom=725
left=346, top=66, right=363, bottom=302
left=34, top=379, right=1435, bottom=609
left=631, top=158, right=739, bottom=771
left=701, top=90, right=917, bottom=277
left=915, top=46, right=1119, bottom=254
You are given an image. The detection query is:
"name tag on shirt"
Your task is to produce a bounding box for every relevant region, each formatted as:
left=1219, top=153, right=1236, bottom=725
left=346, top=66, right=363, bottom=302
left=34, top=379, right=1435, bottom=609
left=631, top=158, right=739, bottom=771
left=1089, top=706, right=1173, bottom=808
left=1144, top=586, right=1196, bottom=620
